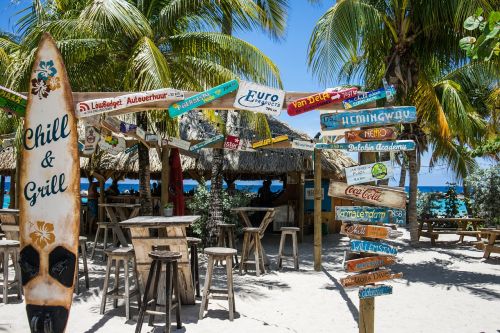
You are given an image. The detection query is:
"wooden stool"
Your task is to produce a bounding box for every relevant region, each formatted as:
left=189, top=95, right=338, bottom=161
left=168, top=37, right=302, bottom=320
left=100, top=247, right=141, bottom=321
left=187, top=237, right=201, bottom=298
left=199, top=247, right=236, bottom=321
left=75, top=236, right=90, bottom=294
left=278, top=227, right=299, bottom=270
left=240, top=228, right=265, bottom=276
left=0, top=240, right=22, bottom=304
left=136, top=251, right=182, bottom=333
left=216, top=224, right=239, bottom=266
left=0, top=233, right=4, bottom=240
left=91, top=222, right=118, bottom=260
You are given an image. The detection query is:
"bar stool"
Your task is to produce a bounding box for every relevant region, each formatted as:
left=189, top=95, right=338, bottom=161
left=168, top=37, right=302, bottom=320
left=136, top=251, right=182, bottom=333
left=240, top=228, right=265, bottom=276
left=75, top=236, right=90, bottom=294
left=0, top=240, right=22, bottom=304
left=100, top=246, right=141, bottom=321
left=0, top=233, right=4, bottom=240
left=91, top=222, right=118, bottom=260
left=199, top=247, right=236, bottom=321
left=277, top=227, right=300, bottom=270
left=187, top=237, right=201, bottom=298
left=216, top=224, right=238, bottom=266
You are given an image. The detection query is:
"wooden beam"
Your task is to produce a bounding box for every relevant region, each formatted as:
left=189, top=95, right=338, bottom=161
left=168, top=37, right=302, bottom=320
left=359, top=298, right=375, bottom=333
left=298, top=172, right=305, bottom=243
left=161, top=147, right=170, bottom=215
left=313, top=148, right=322, bottom=271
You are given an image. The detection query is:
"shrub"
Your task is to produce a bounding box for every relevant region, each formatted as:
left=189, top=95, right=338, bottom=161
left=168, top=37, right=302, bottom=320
left=464, top=165, right=500, bottom=225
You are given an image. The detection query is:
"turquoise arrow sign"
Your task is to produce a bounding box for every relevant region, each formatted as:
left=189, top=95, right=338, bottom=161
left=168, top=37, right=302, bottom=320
left=342, top=86, right=396, bottom=109
left=190, top=134, right=225, bottom=152
left=350, top=239, right=398, bottom=255
left=316, top=140, right=415, bottom=152
left=359, top=285, right=393, bottom=299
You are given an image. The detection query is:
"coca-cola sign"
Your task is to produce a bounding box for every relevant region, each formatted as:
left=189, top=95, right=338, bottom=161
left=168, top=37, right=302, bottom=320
left=328, top=181, right=406, bottom=209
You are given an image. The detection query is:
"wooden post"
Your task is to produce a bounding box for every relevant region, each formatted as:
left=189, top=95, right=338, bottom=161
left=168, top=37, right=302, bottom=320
left=298, top=172, right=305, bottom=243
left=313, top=149, right=322, bottom=271
left=161, top=147, right=170, bottom=215
left=359, top=298, right=375, bottom=333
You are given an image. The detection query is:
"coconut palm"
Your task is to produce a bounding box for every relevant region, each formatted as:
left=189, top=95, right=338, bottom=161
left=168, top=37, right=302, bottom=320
left=307, top=0, right=498, bottom=243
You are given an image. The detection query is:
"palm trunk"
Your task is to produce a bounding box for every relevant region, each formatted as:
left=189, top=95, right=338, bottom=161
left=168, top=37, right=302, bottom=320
left=399, top=163, right=407, bottom=188
left=407, top=149, right=419, bottom=244
left=0, top=175, right=4, bottom=209
left=136, top=112, right=153, bottom=215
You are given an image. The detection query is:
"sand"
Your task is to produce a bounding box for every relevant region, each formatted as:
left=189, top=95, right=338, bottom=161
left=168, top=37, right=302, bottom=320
left=1, top=229, right=499, bottom=333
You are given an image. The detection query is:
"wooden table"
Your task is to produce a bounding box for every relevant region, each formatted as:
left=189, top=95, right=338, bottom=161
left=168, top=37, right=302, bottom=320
left=99, top=203, right=140, bottom=247
left=480, top=229, right=500, bottom=259
left=419, top=218, right=485, bottom=245
left=120, top=215, right=200, bottom=305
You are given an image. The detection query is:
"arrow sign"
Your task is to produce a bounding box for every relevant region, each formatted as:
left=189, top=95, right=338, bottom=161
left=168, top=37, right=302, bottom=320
left=341, top=223, right=392, bottom=239
left=340, top=269, right=403, bottom=288
left=287, top=87, right=357, bottom=116
left=350, top=239, right=398, bottom=255
left=0, top=85, right=26, bottom=117
left=320, top=106, right=416, bottom=131
left=190, top=134, right=225, bottom=152
left=329, top=181, right=407, bottom=209
left=345, top=161, right=394, bottom=185
left=345, top=127, right=397, bottom=142
left=316, top=140, right=415, bottom=152
left=358, top=285, right=393, bottom=299
left=252, top=135, right=288, bottom=149
left=342, top=86, right=396, bottom=109
left=344, top=256, right=396, bottom=273
left=335, top=206, right=391, bottom=224
left=291, top=139, right=315, bottom=151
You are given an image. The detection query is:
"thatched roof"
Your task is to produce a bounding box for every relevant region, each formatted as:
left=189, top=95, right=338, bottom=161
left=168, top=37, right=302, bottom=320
left=0, top=112, right=356, bottom=180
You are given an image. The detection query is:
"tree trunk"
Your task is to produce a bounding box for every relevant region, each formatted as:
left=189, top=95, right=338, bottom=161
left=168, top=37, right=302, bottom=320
left=407, top=149, right=419, bottom=244
left=399, top=163, right=407, bottom=188
left=378, top=152, right=391, bottom=186
left=0, top=175, right=4, bottom=209
left=136, top=112, right=153, bottom=215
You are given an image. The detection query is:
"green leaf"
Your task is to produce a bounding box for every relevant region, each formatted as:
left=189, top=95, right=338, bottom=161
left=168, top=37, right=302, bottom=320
left=459, top=36, right=476, bottom=51
left=488, top=11, right=500, bottom=30
left=464, top=15, right=482, bottom=30
left=474, top=7, right=483, bottom=17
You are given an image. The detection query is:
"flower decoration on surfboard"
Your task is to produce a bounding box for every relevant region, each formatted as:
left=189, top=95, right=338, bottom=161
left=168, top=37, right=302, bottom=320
left=31, top=60, right=60, bottom=99
left=29, top=221, right=56, bottom=249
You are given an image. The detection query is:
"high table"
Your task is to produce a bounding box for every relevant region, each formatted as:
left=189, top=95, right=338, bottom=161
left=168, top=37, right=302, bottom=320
left=120, top=215, right=200, bottom=305
left=99, top=203, right=141, bottom=247
left=419, top=217, right=486, bottom=245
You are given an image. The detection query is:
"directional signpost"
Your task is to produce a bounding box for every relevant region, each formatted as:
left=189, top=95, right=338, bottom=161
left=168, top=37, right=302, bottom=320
left=251, top=135, right=288, bottom=148
left=344, top=256, right=396, bottom=273
left=189, top=134, right=225, bottom=152
left=342, top=86, right=396, bottom=109
left=341, top=224, right=392, bottom=240
left=359, top=285, right=393, bottom=299
left=316, top=140, right=416, bottom=152
left=345, top=127, right=397, bottom=142
left=336, top=206, right=391, bottom=224
left=329, top=181, right=407, bottom=209
left=344, top=161, right=394, bottom=185
left=287, top=87, right=358, bottom=116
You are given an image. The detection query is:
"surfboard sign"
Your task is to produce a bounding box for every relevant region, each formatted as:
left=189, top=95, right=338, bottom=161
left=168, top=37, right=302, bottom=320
left=233, top=80, right=285, bottom=116
left=345, top=127, right=397, bottom=142
left=287, top=87, right=358, bottom=116
left=316, top=140, right=415, bottom=152
left=350, top=239, right=398, bottom=255
left=359, top=285, right=393, bottom=299
left=340, top=269, right=403, bottom=288
left=291, top=139, right=315, bottom=151
left=335, top=206, right=391, bottom=224
left=77, top=88, right=184, bottom=118
left=345, top=161, right=394, bottom=185
left=342, top=86, right=396, bottom=109
left=341, top=223, right=391, bottom=240
left=169, top=80, right=239, bottom=118
left=0, top=85, right=27, bottom=117
left=190, top=134, right=225, bottom=152
left=19, top=33, right=80, bottom=333
left=252, top=135, right=288, bottom=149
left=320, top=106, right=416, bottom=131
left=328, top=181, right=407, bottom=209
left=344, top=256, right=396, bottom=273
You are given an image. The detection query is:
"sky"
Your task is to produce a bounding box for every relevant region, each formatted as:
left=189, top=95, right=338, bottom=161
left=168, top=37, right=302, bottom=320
left=0, top=1, right=494, bottom=186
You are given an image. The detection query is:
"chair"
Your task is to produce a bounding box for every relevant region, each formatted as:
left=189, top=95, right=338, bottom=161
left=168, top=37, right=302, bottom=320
left=240, top=228, right=265, bottom=276
left=75, top=236, right=90, bottom=294
left=216, top=224, right=238, bottom=266
left=187, top=237, right=201, bottom=298
left=91, top=222, right=118, bottom=260
left=277, top=227, right=299, bottom=270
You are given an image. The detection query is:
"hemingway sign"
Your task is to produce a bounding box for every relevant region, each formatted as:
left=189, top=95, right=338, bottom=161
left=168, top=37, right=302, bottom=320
left=320, top=106, right=416, bottom=131
left=328, top=181, right=407, bottom=209
left=77, top=88, right=184, bottom=118
left=335, top=206, right=391, bottom=224
left=345, top=127, right=397, bottom=142
left=233, top=81, right=285, bottom=116
left=287, top=87, right=357, bottom=116
left=345, top=161, right=394, bottom=185
left=316, top=140, right=415, bottom=152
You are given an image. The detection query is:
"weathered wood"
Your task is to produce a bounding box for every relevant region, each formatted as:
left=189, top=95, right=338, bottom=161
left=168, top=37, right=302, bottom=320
left=343, top=86, right=395, bottom=110
left=120, top=215, right=200, bottom=227
left=358, top=284, right=393, bottom=299
left=344, top=256, right=396, bottom=273
left=340, top=269, right=403, bottom=288
left=329, top=182, right=407, bottom=209
left=335, top=206, right=391, bottom=224
left=298, top=172, right=305, bottom=242
left=252, top=135, right=289, bottom=149
left=287, top=88, right=357, bottom=116
left=345, top=161, right=394, bottom=185
left=313, top=149, right=322, bottom=271
left=317, top=140, right=415, bottom=152
left=359, top=298, right=374, bottom=333
left=341, top=223, right=391, bottom=239
left=350, top=239, right=398, bottom=255
left=345, top=127, right=397, bottom=142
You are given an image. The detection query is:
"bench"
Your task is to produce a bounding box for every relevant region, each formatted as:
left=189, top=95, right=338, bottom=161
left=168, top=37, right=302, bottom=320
left=419, top=218, right=486, bottom=246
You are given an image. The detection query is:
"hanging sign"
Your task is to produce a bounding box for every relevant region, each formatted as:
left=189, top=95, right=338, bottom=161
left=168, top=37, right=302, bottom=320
left=169, top=80, right=238, bottom=118
left=145, top=133, right=158, bottom=143
left=83, top=126, right=100, bottom=155
left=162, top=136, right=191, bottom=151
left=350, top=239, right=398, bottom=255
left=345, top=127, right=397, bottom=142
left=233, top=80, right=285, bottom=116
left=19, top=33, right=80, bottom=332
left=305, top=187, right=324, bottom=200
left=252, top=135, right=288, bottom=149
left=120, top=121, right=137, bottom=134
left=329, top=181, right=407, bottom=209
left=190, top=134, right=225, bottom=152
left=291, top=139, right=315, bottom=151
left=335, top=206, right=391, bottom=223
left=0, top=85, right=27, bottom=117
left=345, top=161, right=394, bottom=185
left=77, top=88, right=184, bottom=118
left=342, top=86, right=396, bottom=109
left=136, top=127, right=146, bottom=140
left=358, top=285, right=393, bottom=299
left=287, top=87, right=358, bottom=116
left=344, top=256, right=396, bottom=273
left=320, top=106, right=416, bottom=131
left=224, top=135, right=241, bottom=150
left=125, top=144, right=139, bottom=154
left=99, top=134, right=126, bottom=155
left=317, top=140, right=415, bottom=152
left=237, top=139, right=257, bottom=152
left=341, top=223, right=391, bottom=240
left=389, top=208, right=406, bottom=225
left=340, top=269, right=403, bottom=288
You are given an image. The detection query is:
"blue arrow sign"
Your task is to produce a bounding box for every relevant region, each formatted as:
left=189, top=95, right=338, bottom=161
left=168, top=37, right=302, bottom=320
left=359, top=285, right=393, bottom=299
left=168, top=80, right=239, bottom=118
left=316, top=140, right=415, bottom=152
left=190, top=134, right=225, bottom=152
left=342, top=86, right=396, bottom=109
left=320, top=106, right=416, bottom=131
left=350, top=239, right=398, bottom=255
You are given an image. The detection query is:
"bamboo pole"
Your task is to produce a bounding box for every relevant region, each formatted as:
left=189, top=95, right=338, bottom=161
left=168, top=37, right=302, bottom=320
left=298, top=172, right=305, bottom=243
left=313, top=149, right=322, bottom=271
left=359, top=298, right=375, bottom=333
left=161, top=147, right=170, bottom=215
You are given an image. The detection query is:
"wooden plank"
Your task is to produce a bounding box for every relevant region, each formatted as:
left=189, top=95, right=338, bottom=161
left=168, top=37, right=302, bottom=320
left=340, top=269, right=403, bottom=288
left=335, top=206, right=391, bottom=224
left=317, top=140, right=415, bottom=152
left=345, top=161, right=394, bottom=185
left=350, top=239, right=398, bottom=255
left=345, top=127, right=397, bottom=142
left=252, top=135, right=289, bottom=149
left=313, top=149, right=322, bottom=271
left=287, top=88, right=357, bottom=116
left=359, top=285, right=393, bottom=299
left=120, top=215, right=200, bottom=227
left=291, top=139, right=315, bottom=151
left=328, top=181, right=407, bottom=209
left=320, top=106, right=416, bottom=131
left=342, top=86, right=395, bottom=109
left=189, top=134, right=225, bottom=152
left=359, top=297, right=374, bottom=333
left=344, top=256, right=396, bottom=273
left=388, top=208, right=406, bottom=225
left=341, top=223, right=391, bottom=240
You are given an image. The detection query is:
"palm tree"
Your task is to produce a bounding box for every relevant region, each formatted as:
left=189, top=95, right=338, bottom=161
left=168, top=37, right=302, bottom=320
left=307, top=0, right=497, bottom=243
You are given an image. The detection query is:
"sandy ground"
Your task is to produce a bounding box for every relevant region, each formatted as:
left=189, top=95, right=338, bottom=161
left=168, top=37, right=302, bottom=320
left=1, top=229, right=499, bottom=333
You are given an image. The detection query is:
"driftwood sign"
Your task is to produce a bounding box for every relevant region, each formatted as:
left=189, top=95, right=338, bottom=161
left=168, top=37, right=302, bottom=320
left=328, top=181, right=407, bottom=209
left=316, top=140, right=415, bottom=152
left=340, top=269, right=403, bottom=288
left=341, top=223, right=391, bottom=240
left=344, top=256, right=396, bottom=273
left=287, top=87, right=357, bottom=116
left=345, top=127, right=397, bottom=142
left=252, top=135, right=288, bottom=148
left=345, top=161, right=394, bottom=185
left=342, top=86, right=395, bottom=109
left=190, top=134, right=225, bottom=152
left=291, top=139, right=315, bottom=151
left=162, top=137, right=191, bottom=151
left=335, top=206, right=391, bottom=224
left=358, top=285, right=393, bottom=299
left=350, top=239, right=398, bottom=255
